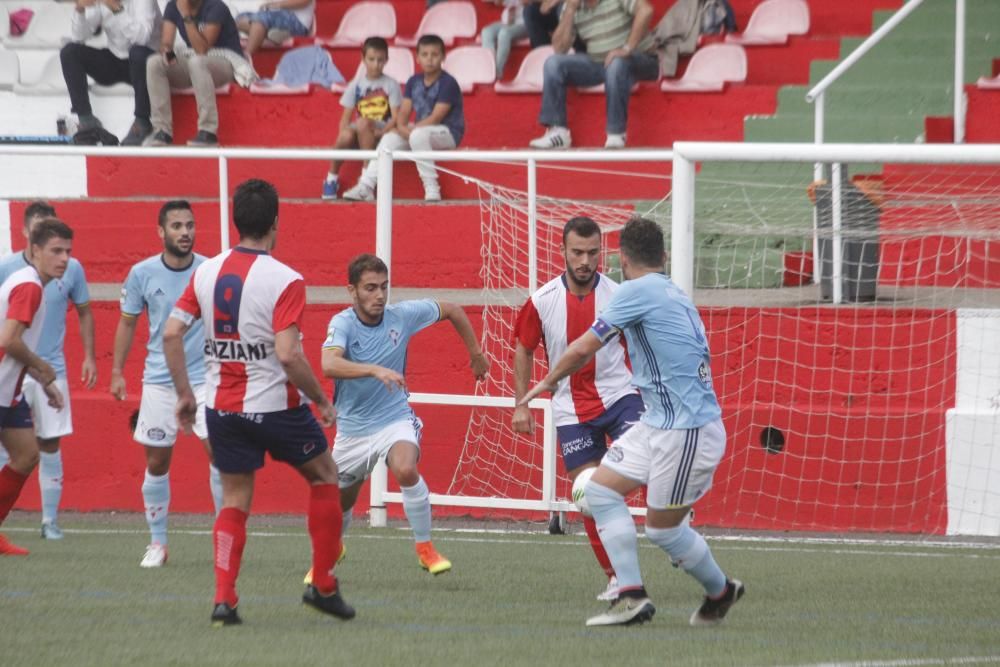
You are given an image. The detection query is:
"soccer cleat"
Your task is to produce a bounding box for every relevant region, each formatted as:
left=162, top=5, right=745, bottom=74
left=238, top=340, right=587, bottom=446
left=140, top=542, right=168, bottom=568
left=41, top=522, right=64, bottom=540
left=211, top=602, right=242, bottom=627
left=303, top=543, right=347, bottom=584
left=604, top=133, right=626, bottom=149
left=586, top=595, right=656, bottom=627
left=342, top=182, right=375, bottom=202
left=302, top=584, right=356, bottom=620
left=0, top=533, right=29, bottom=556
left=321, top=178, right=339, bottom=200
left=690, top=578, right=745, bottom=627
left=529, top=126, right=572, bottom=150
left=596, top=575, right=619, bottom=601
left=187, top=130, right=219, bottom=147
left=415, top=541, right=451, bottom=575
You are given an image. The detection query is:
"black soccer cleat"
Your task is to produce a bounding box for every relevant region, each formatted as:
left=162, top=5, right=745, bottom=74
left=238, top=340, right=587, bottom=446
left=211, top=602, right=242, bottom=627
left=303, top=584, right=356, bottom=620
left=690, top=578, right=745, bottom=626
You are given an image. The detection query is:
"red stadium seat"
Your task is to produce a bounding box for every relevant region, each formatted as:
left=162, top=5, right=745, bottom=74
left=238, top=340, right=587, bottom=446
left=316, top=1, right=397, bottom=48
left=396, top=1, right=478, bottom=48
left=725, top=0, right=810, bottom=46
left=661, top=44, right=747, bottom=93
left=444, top=46, right=495, bottom=93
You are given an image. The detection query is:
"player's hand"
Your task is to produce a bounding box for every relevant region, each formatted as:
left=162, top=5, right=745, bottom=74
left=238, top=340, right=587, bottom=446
left=470, top=352, right=489, bottom=381
left=75, top=0, right=97, bottom=11
left=512, top=404, right=535, bottom=435
left=109, top=371, right=127, bottom=400
left=518, top=379, right=553, bottom=407
left=604, top=47, right=631, bottom=67
left=81, top=356, right=98, bottom=389
left=394, top=125, right=412, bottom=141
left=316, top=401, right=336, bottom=428
left=44, top=382, right=65, bottom=411
left=372, top=366, right=406, bottom=392
left=175, top=390, right=197, bottom=435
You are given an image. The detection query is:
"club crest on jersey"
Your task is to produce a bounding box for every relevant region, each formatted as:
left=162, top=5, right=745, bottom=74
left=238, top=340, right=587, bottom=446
left=388, top=328, right=401, bottom=347
left=606, top=445, right=625, bottom=463
left=146, top=427, right=166, bottom=441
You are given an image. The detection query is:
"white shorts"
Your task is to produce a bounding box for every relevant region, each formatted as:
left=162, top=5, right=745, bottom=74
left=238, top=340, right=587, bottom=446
left=602, top=418, right=726, bottom=510
left=22, top=376, right=72, bottom=440
left=134, top=383, right=207, bottom=447
left=332, top=416, right=422, bottom=489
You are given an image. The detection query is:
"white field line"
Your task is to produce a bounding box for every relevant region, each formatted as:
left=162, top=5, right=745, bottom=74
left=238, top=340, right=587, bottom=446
left=792, top=657, right=1000, bottom=667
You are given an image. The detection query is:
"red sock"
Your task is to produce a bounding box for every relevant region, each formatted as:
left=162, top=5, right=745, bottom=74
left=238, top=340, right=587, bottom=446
left=213, top=507, right=248, bottom=606
left=0, top=465, right=29, bottom=525
left=583, top=515, right=615, bottom=578
left=307, top=483, right=343, bottom=595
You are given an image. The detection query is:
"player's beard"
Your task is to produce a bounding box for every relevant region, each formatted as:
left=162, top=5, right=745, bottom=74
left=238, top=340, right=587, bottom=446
left=164, top=238, right=193, bottom=260
left=566, top=266, right=596, bottom=288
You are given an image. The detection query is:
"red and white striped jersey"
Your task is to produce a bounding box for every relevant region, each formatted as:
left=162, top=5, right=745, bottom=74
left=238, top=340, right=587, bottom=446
left=171, top=247, right=307, bottom=413
left=514, top=273, right=636, bottom=426
left=0, top=265, right=46, bottom=407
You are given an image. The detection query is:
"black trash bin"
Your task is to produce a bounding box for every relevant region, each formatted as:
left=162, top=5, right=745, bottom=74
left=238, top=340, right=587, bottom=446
left=814, top=170, right=880, bottom=302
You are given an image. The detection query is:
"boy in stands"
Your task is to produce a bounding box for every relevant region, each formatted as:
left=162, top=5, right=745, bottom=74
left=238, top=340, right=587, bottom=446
left=322, top=36, right=402, bottom=200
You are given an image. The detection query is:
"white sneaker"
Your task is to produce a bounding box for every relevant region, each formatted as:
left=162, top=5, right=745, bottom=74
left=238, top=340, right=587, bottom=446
left=41, top=522, right=64, bottom=540
left=140, top=543, right=168, bottom=568
left=424, top=187, right=441, bottom=202
left=596, top=575, right=619, bottom=601
left=342, top=182, right=375, bottom=201
left=586, top=595, right=656, bottom=627
left=529, top=126, right=572, bottom=150
left=604, top=133, right=626, bottom=149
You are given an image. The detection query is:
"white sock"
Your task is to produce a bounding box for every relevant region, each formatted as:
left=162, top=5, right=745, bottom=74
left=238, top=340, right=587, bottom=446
left=208, top=464, right=223, bottom=516
left=645, top=524, right=726, bottom=597
left=326, top=172, right=338, bottom=183
left=39, top=450, right=63, bottom=525
left=142, top=470, right=170, bottom=545
left=586, top=481, right=643, bottom=590
left=401, top=476, right=432, bottom=543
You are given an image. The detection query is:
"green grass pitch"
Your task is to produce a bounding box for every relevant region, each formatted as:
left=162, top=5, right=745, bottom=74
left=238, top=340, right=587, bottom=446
left=2, top=512, right=999, bottom=666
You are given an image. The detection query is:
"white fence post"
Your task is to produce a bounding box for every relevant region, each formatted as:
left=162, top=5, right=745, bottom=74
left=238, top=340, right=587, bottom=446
left=954, top=0, right=966, bottom=144
left=671, top=152, right=696, bottom=297
left=218, top=156, right=229, bottom=251
left=527, top=158, right=538, bottom=292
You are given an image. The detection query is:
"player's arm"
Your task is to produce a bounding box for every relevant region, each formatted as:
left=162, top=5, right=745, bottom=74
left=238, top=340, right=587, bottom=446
left=519, top=330, right=603, bottom=406
left=414, top=101, right=452, bottom=129
left=512, top=342, right=536, bottom=434
left=275, top=325, right=335, bottom=427
left=110, top=314, right=139, bottom=400
left=75, top=302, right=97, bottom=389
left=163, top=314, right=198, bottom=433
left=0, top=318, right=62, bottom=409
left=394, top=98, right=414, bottom=139
left=338, top=106, right=353, bottom=133
left=321, top=346, right=406, bottom=391
left=437, top=301, right=488, bottom=380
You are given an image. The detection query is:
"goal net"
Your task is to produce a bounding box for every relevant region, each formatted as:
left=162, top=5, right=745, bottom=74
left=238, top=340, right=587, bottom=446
left=449, top=154, right=1000, bottom=536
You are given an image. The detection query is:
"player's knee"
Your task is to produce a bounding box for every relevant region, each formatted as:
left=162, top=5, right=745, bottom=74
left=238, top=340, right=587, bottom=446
left=393, top=463, right=420, bottom=487
left=15, top=448, right=40, bottom=472
left=584, top=479, right=623, bottom=513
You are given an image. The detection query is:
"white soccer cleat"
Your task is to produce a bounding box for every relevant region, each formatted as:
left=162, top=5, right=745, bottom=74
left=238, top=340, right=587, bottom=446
left=586, top=595, right=656, bottom=627
left=596, top=575, right=619, bottom=601
left=342, top=182, right=375, bottom=202
left=41, top=522, right=64, bottom=540
left=529, top=126, right=572, bottom=150
left=140, top=543, right=168, bottom=568
left=604, top=133, right=626, bottom=149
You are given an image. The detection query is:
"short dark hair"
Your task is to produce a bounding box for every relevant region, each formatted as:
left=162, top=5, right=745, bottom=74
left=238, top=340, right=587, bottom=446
left=619, top=217, right=665, bottom=269
left=24, top=201, right=56, bottom=227
left=562, top=216, right=601, bottom=243
left=158, top=200, right=192, bottom=227
left=29, top=218, right=73, bottom=247
left=232, top=179, right=278, bottom=240
left=417, top=34, right=445, bottom=54
left=348, top=253, right=388, bottom=285
left=362, top=36, right=389, bottom=56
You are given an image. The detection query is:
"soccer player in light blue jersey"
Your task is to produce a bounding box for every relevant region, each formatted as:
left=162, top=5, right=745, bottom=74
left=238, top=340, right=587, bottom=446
left=109, top=200, right=223, bottom=568
left=320, top=254, right=489, bottom=576
left=521, top=217, right=744, bottom=628
left=0, top=201, right=97, bottom=541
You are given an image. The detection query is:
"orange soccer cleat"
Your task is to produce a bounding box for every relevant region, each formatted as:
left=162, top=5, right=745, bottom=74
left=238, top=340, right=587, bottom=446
left=415, top=541, right=451, bottom=575
left=0, top=533, right=29, bottom=556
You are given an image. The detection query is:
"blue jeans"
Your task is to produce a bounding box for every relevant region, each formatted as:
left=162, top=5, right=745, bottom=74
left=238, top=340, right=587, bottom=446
left=236, top=9, right=309, bottom=35
left=538, top=52, right=659, bottom=135
left=480, top=21, right=528, bottom=78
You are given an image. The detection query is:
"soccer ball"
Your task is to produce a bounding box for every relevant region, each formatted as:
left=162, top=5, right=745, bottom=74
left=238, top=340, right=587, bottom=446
left=571, top=467, right=597, bottom=517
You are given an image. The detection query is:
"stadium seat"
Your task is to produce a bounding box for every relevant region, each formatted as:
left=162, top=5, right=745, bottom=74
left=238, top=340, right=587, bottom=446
left=330, top=45, right=413, bottom=92
left=3, top=3, right=105, bottom=50
left=976, top=74, right=1000, bottom=90
left=316, top=1, right=396, bottom=48
left=92, top=82, right=134, bottom=96
left=249, top=81, right=313, bottom=95
left=494, top=45, right=553, bottom=93
left=443, top=45, right=495, bottom=93
left=0, top=6, right=8, bottom=41
left=0, top=50, right=19, bottom=90
left=660, top=44, right=747, bottom=92
left=725, top=0, right=810, bottom=46
left=12, top=52, right=66, bottom=95
left=396, top=1, right=477, bottom=48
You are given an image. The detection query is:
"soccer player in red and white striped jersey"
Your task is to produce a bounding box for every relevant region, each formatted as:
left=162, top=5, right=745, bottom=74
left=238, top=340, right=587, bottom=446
left=0, top=219, right=73, bottom=556
left=512, top=216, right=643, bottom=600
left=163, top=179, right=353, bottom=626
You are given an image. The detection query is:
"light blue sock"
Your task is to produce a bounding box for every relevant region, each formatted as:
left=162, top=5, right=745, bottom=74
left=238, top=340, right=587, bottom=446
left=585, top=481, right=643, bottom=590
left=645, top=523, right=726, bottom=597
left=401, top=476, right=432, bottom=543
left=208, top=464, right=223, bottom=516
left=142, top=470, right=170, bottom=546
left=39, top=450, right=63, bottom=525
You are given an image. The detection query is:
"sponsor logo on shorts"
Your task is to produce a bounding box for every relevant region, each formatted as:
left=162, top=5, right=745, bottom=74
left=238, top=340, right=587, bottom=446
left=338, top=471, right=357, bottom=485
left=606, top=445, right=625, bottom=463
left=560, top=435, right=594, bottom=457
left=147, top=427, right=167, bottom=441
left=303, top=441, right=316, bottom=455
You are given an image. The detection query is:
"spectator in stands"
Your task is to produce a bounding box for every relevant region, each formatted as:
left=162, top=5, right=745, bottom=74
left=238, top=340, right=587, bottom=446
left=481, top=0, right=528, bottom=79
left=60, top=0, right=162, bottom=146
left=343, top=34, right=463, bottom=203
left=146, top=0, right=246, bottom=147
left=524, top=0, right=562, bottom=48
left=235, top=0, right=314, bottom=56
left=529, top=0, right=657, bottom=150
left=322, top=37, right=401, bottom=200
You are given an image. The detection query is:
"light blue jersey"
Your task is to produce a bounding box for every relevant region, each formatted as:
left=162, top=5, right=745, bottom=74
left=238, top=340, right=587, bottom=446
left=121, top=254, right=207, bottom=386
left=0, top=252, right=89, bottom=378
left=323, top=300, right=441, bottom=436
left=590, top=272, right=721, bottom=430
